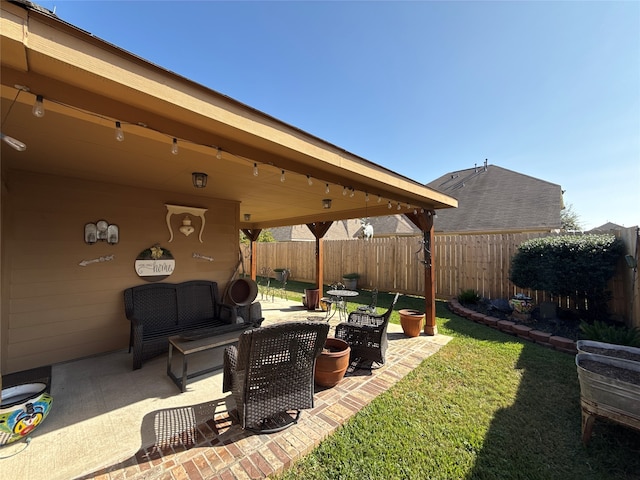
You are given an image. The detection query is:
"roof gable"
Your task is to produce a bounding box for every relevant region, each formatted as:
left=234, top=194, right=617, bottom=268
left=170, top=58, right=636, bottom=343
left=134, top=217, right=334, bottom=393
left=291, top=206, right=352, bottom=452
left=426, top=164, right=562, bottom=233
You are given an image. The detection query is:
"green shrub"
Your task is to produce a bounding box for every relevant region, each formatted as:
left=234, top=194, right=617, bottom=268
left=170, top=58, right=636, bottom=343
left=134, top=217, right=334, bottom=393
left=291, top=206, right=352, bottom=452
left=579, top=320, right=640, bottom=347
left=458, top=289, right=480, bottom=304
left=509, top=234, right=624, bottom=321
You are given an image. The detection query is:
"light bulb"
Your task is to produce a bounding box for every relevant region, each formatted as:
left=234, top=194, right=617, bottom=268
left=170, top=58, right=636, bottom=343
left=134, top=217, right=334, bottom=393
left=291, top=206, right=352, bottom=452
left=307, top=175, right=313, bottom=186
left=171, top=138, right=178, bottom=155
left=343, top=187, right=348, bottom=196
left=280, top=170, right=286, bottom=182
left=216, top=148, right=222, bottom=160
left=377, top=195, right=382, bottom=203
left=388, top=201, right=392, bottom=209
left=1, top=133, right=26, bottom=151
left=421, top=208, right=425, bottom=213
left=32, top=95, right=44, bottom=117
left=349, top=189, right=355, bottom=198
left=413, top=208, right=418, bottom=214
left=253, top=163, right=259, bottom=176
left=325, top=183, right=330, bottom=194
left=365, top=193, right=369, bottom=202
left=115, top=121, right=124, bottom=142
left=397, top=202, right=401, bottom=210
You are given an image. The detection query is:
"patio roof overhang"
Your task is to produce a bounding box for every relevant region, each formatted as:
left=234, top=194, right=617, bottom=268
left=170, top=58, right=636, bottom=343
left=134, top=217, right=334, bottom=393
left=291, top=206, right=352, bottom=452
left=0, top=1, right=456, bottom=230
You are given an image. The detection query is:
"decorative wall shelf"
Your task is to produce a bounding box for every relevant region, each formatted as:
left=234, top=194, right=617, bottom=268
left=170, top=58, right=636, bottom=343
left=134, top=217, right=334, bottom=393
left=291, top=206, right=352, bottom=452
left=165, top=204, right=208, bottom=243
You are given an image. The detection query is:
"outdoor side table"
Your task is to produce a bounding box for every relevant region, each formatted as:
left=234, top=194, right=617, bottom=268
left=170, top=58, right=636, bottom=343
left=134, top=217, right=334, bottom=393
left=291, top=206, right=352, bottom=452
left=167, top=330, right=242, bottom=392
left=325, top=289, right=359, bottom=321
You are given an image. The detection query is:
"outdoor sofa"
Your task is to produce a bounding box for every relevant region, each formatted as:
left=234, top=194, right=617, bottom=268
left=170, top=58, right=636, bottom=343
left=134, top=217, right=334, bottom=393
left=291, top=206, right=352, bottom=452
left=124, top=280, right=258, bottom=370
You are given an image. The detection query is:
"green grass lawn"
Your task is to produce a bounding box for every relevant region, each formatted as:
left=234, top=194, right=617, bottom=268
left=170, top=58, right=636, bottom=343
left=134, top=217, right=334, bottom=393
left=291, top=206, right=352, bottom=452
left=268, top=279, right=640, bottom=480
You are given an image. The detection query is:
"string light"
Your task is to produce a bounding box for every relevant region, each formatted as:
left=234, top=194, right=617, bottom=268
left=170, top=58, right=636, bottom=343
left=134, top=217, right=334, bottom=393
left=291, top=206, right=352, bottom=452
left=20, top=89, right=427, bottom=213
left=32, top=95, right=45, bottom=117
left=1, top=133, right=26, bottom=151
left=115, top=121, right=124, bottom=142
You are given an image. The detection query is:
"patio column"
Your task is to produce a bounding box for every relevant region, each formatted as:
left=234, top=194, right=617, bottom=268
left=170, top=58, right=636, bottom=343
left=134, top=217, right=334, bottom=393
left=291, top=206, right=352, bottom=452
left=404, top=211, right=437, bottom=335
left=306, top=222, right=333, bottom=289
left=241, top=229, right=262, bottom=280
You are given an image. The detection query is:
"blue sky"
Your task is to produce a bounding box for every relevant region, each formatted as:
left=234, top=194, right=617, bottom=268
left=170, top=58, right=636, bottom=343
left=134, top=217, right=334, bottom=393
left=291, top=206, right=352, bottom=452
left=40, top=1, right=639, bottom=230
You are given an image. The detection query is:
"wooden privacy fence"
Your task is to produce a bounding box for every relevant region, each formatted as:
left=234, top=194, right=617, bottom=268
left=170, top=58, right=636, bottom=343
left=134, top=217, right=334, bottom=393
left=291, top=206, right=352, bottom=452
left=240, top=228, right=638, bottom=325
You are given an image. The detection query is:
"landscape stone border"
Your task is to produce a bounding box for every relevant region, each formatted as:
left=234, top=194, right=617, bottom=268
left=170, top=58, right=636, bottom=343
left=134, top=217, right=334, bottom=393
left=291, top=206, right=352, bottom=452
left=448, top=298, right=577, bottom=354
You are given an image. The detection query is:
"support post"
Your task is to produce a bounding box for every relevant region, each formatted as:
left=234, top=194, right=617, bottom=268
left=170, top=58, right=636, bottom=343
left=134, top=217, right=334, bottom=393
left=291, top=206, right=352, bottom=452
left=241, top=229, right=261, bottom=280
left=404, top=210, right=437, bottom=335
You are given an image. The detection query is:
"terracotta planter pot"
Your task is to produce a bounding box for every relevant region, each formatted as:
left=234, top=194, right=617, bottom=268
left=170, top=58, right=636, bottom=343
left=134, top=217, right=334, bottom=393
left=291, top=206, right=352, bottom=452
left=399, top=309, right=425, bottom=337
left=303, top=288, right=320, bottom=311
left=315, top=338, right=351, bottom=387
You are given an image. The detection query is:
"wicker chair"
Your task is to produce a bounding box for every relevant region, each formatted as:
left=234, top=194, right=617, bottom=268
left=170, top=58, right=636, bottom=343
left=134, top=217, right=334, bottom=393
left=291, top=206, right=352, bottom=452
left=222, top=321, right=329, bottom=433
left=357, top=288, right=379, bottom=315
left=335, top=292, right=400, bottom=367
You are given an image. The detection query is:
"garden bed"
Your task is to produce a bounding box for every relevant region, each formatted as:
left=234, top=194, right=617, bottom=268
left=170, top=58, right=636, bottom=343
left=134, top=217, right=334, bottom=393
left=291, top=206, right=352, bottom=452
left=459, top=300, right=581, bottom=341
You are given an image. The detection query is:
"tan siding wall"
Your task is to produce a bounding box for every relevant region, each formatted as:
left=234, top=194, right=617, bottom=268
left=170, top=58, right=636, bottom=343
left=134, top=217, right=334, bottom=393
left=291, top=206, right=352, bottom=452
left=1, top=171, right=239, bottom=374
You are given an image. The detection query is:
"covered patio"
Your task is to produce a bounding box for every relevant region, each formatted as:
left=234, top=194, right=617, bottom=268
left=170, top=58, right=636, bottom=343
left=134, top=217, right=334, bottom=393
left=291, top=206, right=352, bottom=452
left=0, top=296, right=451, bottom=479
left=1, top=0, right=456, bottom=377
left=1, top=3, right=456, bottom=478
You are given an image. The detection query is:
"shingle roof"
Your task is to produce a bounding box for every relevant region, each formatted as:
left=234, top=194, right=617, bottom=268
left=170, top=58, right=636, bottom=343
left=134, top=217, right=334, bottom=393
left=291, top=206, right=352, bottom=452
left=270, top=216, right=421, bottom=241
left=587, top=222, right=625, bottom=233
left=426, top=164, right=562, bottom=233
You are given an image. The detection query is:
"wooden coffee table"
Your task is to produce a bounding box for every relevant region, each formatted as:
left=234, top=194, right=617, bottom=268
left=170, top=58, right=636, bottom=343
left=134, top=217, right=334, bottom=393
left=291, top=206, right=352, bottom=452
left=167, top=329, right=244, bottom=392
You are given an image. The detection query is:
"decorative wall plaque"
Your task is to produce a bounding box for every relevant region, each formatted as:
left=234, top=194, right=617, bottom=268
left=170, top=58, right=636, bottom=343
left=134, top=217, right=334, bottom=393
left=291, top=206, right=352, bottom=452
left=134, top=244, right=175, bottom=282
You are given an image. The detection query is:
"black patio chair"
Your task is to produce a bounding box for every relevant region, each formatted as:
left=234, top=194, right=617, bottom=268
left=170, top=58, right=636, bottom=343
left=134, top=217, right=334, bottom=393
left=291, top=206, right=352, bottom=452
left=270, top=268, right=290, bottom=301
left=222, top=321, right=329, bottom=433
left=357, top=288, right=379, bottom=315
left=335, top=292, right=400, bottom=368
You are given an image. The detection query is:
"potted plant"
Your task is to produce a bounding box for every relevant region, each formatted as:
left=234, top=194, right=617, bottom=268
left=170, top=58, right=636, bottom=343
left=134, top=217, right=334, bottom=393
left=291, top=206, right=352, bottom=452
left=342, top=272, right=360, bottom=290
left=273, top=268, right=288, bottom=282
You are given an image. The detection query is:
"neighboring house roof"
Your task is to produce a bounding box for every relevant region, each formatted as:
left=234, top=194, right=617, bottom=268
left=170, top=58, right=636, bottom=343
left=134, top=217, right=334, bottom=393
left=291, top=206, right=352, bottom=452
left=270, top=215, right=421, bottom=241
left=587, top=222, right=625, bottom=233
left=271, top=220, right=362, bottom=241
left=426, top=162, right=563, bottom=233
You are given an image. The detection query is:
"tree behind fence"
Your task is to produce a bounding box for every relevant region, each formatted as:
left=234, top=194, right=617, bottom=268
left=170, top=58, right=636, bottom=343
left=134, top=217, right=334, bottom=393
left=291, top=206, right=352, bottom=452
left=241, top=228, right=638, bottom=326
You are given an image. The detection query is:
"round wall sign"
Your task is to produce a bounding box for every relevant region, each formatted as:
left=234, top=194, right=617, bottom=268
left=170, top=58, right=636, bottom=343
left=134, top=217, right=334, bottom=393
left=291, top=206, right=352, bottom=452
left=134, top=244, right=175, bottom=282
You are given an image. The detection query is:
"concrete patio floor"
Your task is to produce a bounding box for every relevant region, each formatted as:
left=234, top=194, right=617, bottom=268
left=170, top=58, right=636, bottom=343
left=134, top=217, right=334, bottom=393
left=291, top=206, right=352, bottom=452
left=0, top=295, right=451, bottom=480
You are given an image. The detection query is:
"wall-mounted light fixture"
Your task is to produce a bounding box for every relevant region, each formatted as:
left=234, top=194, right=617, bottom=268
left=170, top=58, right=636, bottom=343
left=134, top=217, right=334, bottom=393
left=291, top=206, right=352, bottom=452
left=625, top=254, right=637, bottom=270
left=192, top=172, right=208, bottom=188
left=84, top=220, right=119, bottom=245
left=244, top=213, right=251, bottom=221
left=322, top=198, right=332, bottom=209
